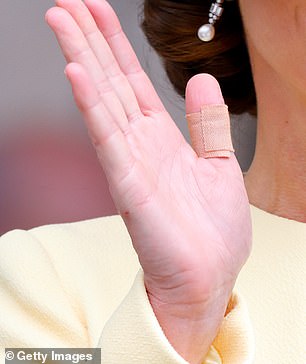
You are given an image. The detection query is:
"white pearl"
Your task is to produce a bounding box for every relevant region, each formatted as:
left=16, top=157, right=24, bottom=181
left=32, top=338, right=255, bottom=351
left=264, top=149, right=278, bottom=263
left=197, top=24, right=215, bottom=42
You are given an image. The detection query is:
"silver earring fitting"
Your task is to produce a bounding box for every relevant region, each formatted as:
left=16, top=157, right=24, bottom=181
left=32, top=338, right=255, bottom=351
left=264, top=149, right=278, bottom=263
left=198, top=0, right=226, bottom=42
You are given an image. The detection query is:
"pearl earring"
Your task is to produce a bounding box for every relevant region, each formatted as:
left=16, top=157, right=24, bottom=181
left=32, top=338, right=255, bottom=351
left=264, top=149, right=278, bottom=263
left=198, top=0, right=226, bottom=42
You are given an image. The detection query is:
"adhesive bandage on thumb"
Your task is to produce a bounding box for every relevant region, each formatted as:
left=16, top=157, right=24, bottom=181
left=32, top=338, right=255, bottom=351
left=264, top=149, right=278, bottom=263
left=186, top=104, right=235, bottom=158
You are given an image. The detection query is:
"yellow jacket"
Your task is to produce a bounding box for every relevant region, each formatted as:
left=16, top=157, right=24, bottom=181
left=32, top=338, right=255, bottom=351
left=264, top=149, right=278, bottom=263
left=0, top=205, right=305, bottom=363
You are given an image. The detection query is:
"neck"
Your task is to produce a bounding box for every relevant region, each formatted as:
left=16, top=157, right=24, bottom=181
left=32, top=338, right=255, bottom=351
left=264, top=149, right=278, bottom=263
left=244, top=50, right=306, bottom=222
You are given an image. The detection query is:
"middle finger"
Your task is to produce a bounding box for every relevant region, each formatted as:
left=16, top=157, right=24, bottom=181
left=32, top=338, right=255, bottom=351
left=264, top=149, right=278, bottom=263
left=46, top=7, right=140, bottom=130
left=54, top=0, right=143, bottom=121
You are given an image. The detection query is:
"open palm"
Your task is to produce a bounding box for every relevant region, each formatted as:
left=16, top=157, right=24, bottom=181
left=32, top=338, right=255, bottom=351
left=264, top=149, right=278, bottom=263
left=46, top=1, right=252, bottom=362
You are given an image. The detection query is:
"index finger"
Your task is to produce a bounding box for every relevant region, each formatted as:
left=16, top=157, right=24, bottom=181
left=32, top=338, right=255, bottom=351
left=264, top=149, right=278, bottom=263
left=84, top=0, right=165, bottom=114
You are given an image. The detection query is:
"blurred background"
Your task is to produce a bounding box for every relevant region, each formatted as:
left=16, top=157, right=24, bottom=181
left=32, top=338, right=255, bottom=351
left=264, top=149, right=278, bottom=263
left=0, top=0, right=256, bottom=235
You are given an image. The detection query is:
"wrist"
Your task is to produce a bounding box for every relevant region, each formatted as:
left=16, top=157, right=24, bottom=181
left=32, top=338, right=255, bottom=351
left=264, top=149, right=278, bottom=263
left=147, top=287, right=232, bottom=364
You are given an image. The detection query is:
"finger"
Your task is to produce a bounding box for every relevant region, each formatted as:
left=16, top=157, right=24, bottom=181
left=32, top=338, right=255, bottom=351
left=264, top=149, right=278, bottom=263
left=46, top=7, right=131, bottom=130
left=65, top=62, right=135, bottom=185
left=54, top=0, right=143, bottom=122
left=84, top=0, right=165, bottom=114
left=185, top=74, right=235, bottom=160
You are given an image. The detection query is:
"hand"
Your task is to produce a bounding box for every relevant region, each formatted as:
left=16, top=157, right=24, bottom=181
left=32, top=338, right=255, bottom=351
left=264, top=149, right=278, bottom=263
left=46, top=1, right=252, bottom=363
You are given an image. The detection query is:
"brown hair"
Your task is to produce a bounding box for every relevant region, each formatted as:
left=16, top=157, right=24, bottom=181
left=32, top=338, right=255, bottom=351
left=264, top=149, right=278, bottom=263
left=141, top=0, right=256, bottom=115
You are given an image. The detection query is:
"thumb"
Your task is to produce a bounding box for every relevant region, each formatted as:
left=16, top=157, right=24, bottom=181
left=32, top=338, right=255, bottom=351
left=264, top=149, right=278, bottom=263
left=185, top=73, right=234, bottom=158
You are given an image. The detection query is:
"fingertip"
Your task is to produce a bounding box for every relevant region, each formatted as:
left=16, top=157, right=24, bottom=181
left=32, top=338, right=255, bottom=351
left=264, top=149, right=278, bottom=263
left=45, top=7, right=57, bottom=24
left=185, top=73, right=225, bottom=114
left=83, top=0, right=100, bottom=11
left=45, top=6, right=68, bottom=26
left=64, top=63, right=100, bottom=111
left=84, top=0, right=107, bottom=8
left=84, top=0, right=121, bottom=34
left=55, top=0, right=79, bottom=8
left=64, top=62, right=83, bottom=79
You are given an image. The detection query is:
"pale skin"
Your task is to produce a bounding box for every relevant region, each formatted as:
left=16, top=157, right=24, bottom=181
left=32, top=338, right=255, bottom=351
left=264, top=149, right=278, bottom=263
left=45, top=0, right=305, bottom=363
left=239, top=0, right=306, bottom=222
left=46, top=1, right=252, bottom=363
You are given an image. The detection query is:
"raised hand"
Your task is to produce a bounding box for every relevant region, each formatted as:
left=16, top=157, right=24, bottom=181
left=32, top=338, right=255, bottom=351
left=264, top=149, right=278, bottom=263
left=46, top=1, right=252, bottom=363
